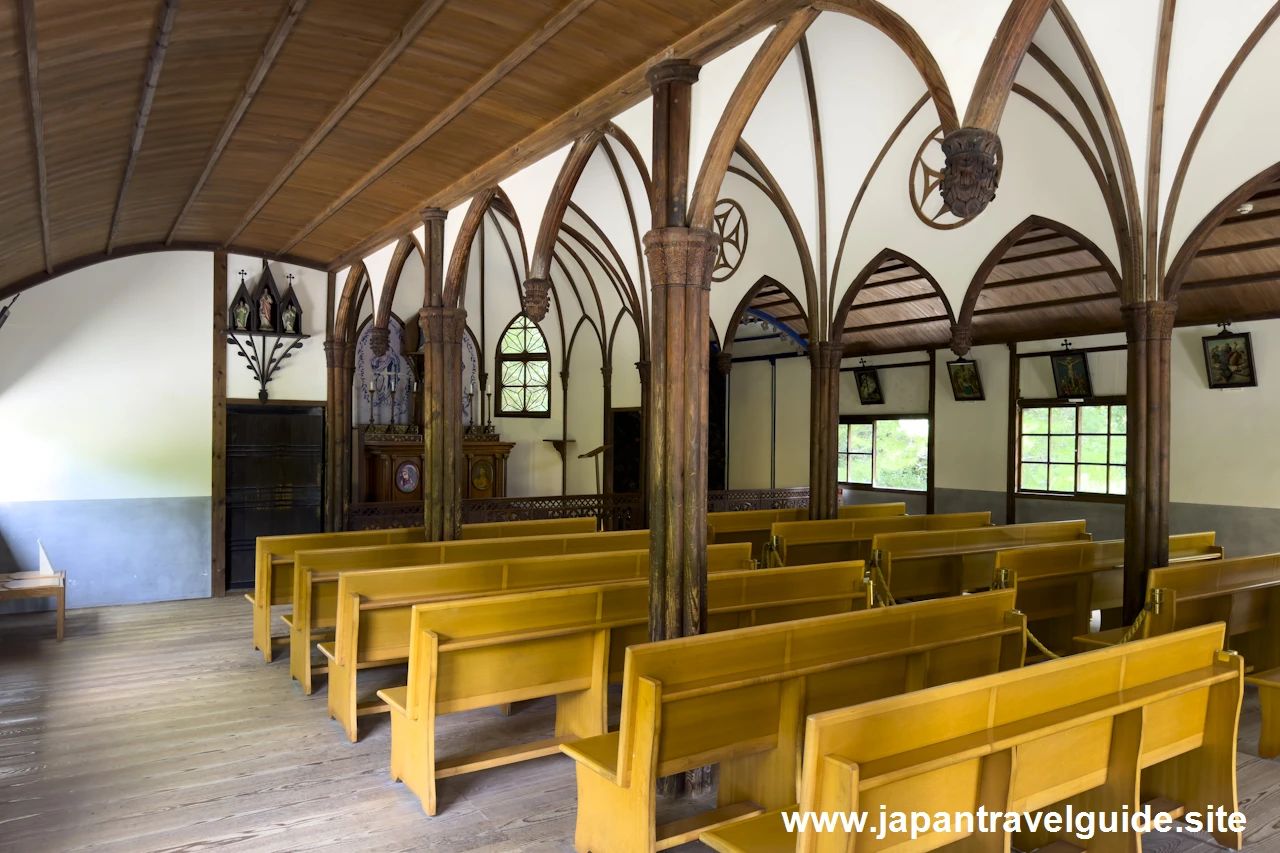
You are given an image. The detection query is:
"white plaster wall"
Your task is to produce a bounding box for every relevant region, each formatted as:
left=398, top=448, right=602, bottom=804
left=934, top=345, right=1009, bottom=493
left=774, top=358, right=811, bottom=487
left=566, top=333, right=605, bottom=496
left=226, top=256, right=328, bottom=402
left=839, top=362, right=929, bottom=415
left=1171, top=320, right=1280, bottom=509
left=610, top=315, right=642, bottom=409
left=1019, top=333, right=1127, bottom=399
left=727, top=359, right=774, bottom=490
left=0, top=252, right=213, bottom=502
left=389, top=249, right=425, bottom=327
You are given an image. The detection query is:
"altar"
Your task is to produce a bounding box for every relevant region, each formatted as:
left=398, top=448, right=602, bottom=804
left=355, top=428, right=515, bottom=503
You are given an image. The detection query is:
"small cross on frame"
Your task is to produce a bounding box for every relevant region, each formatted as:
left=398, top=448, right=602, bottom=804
left=1217, top=320, right=1233, bottom=334
left=1060, top=339, right=1073, bottom=352
left=286, top=273, right=296, bottom=287
left=239, top=269, right=248, bottom=285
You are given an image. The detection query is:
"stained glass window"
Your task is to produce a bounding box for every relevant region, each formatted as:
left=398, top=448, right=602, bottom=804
left=496, top=315, right=551, bottom=417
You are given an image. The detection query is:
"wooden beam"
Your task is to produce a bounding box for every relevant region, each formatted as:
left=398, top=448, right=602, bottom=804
left=996, top=243, right=1090, bottom=264
left=1195, top=235, right=1280, bottom=258
left=18, top=0, right=51, bottom=273
left=211, top=251, right=228, bottom=598
left=225, top=0, right=448, bottom=245
left=108, top=0, right=180, bottom=254
left=1180, top=269, right=1280, bottom=291
left=1143, top=0, right=1177, bottom=303
left=166, top=0, right=310, bottom=244
left=973, top=291, right=1118, bottom=317
left=850, top=291, right=940, bottom=311
left=1219, top=206, right=1280, bottom=227
left=844, top=314, right=950, bottom=334
left=280, top=0, right=599, bottom=256
left=862, top=272, right=927, bottom=290
left=1006, top=342, right=1018, bottom=524
left=982, top=265, right=1107, bottom=290
left=963, top=0, right=1054, bottom=130
left=926, top=350, right=936, bottom=514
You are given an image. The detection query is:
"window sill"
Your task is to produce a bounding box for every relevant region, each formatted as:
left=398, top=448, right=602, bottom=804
left=840, top=482, right=926, bottom=494
left=1015, top=491, right=1125, bottom=505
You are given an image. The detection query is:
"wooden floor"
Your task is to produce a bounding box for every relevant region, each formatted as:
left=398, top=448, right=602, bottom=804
left=2, top=597, right=1279, bottom=853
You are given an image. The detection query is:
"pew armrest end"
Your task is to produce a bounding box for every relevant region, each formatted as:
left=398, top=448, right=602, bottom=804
left=317, top=641, right=336, bottom=662
left=244, top=593, right=256, bottom=606
left=279, top=614, right=294, bottom=629
left=561, top=732, right=620, bottom=784
left=700, top=807, right=797, bottom=853
left=1246, top=667, right=1280, bottom=688
left=378, top=686, right=410, bottom=717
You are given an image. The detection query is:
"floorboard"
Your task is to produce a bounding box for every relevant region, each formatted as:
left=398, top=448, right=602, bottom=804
left=1, top=597, right=1277, bottom=852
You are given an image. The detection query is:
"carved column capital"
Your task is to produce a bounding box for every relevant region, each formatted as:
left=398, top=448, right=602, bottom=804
left=645, top=59, right=700, bottom=90
left=419, top=306, right=467, bottom=344
left=368, top=325, right=390, bottom=357
left=950, top=322, right=974, bottom=357
left=643, top=227, right=720, bottom=290
left=521, top=278, right=552, bottom=322
left=323, top=339, right=347, bottom=369
left=714, top=351, right=734, bottom=376
left=635, top=359, right=651, bottom=387
left=1122, top=301, right=1177, bottom=342
left=419, top=207, right=448, bottom=224
left=940, top=127, right=1002, bottom=220
left=600, top=365, right=613, bottom=388
left=809, top=340, right=844, bottom=371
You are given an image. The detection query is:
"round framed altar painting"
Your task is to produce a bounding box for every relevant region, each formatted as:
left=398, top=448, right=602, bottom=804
left=395, top=461, right=420, bottom=494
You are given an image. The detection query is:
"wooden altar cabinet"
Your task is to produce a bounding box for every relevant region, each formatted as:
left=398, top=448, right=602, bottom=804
left=355, top=430, right=515, bottom=502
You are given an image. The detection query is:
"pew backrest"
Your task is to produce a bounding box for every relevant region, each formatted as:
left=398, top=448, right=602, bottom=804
left=1147, top=552, right=1280, bottom=670
left=612, top=589, right=1023, bottom=787
left=773, top=512, right=992, bottom=565
left=792, top=623, right=1240, bottom=853
left=402, top=561, right=871, bottom=721
left=876, top=520, right=1090, bottom=598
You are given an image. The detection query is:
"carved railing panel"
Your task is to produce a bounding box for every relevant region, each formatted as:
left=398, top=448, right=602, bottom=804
left=707, top=488, right=809, bottom=513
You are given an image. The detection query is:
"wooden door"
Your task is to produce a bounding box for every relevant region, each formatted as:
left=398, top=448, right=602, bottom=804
left=226, top=405, right=325, bottom=590
left=610, top=408, right=643, bottom=494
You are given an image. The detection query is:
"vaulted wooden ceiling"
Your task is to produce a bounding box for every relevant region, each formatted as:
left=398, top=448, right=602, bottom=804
left=1176, top=178, right=1280, bottom=325
left=841, top=254, right=952, bottom=356
left=0, top=0, right=772, bottom=299
left=749, top=279, right=809, bottom=344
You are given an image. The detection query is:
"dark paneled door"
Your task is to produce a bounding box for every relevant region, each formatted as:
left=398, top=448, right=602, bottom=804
left=610, top=408, right=643, bottom=495
left=226, top=405, right=325, bottom=590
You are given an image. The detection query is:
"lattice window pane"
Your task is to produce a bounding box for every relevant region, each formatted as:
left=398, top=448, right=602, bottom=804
left=501, top=361, right=526, bottom=386
left=501, top=387, right=524, bottom=411
left=526, top=386, right=549, bottom=413
left=496, top=315, right=551, bottom=416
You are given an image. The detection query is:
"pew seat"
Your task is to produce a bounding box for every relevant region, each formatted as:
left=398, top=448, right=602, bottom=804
left=1245, top=668, right=1280, bottom=758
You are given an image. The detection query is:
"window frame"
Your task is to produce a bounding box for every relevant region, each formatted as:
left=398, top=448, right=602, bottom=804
left=1014, top=396, right=1126, bottom=503
left=495, top=315, right=552, bottom=419
left=837, top=413, right=931, bottom=494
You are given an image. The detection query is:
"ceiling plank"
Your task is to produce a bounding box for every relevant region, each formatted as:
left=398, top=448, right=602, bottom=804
left=18, top=0, right=51, bottom=273
left=225, top=0, right=449, bottom=246
left=973, top=291, right=1117, bottom=317
left=1181, top=269, right=1280, bottom=291
left=983, top=265, right=1108, bottom=290
left=997, top=243, right=1091, bottom=264
left=1219, top=206, right=1280, bottom=228
left=851, top=291, right=940, bottom=310
left=107, top=0, right=181, bottom=254
left=165, top=0, right=310, bottom=245
left=279, top=0, right=600, bottom=256
left=1196, top=236, right=1280, bottom=258
left=844, top=314, right=950, bottom=334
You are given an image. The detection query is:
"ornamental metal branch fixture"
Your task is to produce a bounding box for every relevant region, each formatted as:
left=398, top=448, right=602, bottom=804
left=0, top=294, right=17, bottom=332
left=227, top=327, right=308, bottom=403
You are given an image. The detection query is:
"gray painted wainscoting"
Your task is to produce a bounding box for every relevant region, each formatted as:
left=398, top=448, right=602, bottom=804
left=0, top=496, right=211, bottom=613
left=841, top=488, right=927, bottom=515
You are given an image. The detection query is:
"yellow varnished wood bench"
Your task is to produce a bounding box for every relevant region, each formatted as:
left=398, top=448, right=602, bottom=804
left=702, top=623, right=1244, bottom=853
left=876, top=519, right=1090, bottom=600
left=380, top=561, right=872, bottom=814
left=771, top=512, right=991, bottom=566
left=249, top=517, right=597, bottom=660
left=995, top=532, right=1222, bottom=658
left=561, top=589, right=1024, bottom=853
left=287, top=529, right=653, bottom=691
left=321, top=542, right=754, bottom=737
left=708, top=504, right=906, bottom=561
left=1075, top=552, right=1280, bottom=758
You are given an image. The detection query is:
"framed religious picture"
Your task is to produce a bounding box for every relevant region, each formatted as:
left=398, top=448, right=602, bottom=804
left=1202, top=329, right=1257, bottom=389
left=1049, top=351, right=1093, bottom=399
left=395, top=461, right=420, bottom=494
left=853, top=366, right=885, bottom=405
left=946, top=358, right=985, bottom=401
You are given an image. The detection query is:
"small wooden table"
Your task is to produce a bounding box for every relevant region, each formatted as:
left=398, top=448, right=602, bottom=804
left=0, top=572, right=65, bottom=640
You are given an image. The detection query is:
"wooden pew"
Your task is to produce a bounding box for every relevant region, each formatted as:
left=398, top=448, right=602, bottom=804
left=1075, top=552, right=1280, bottom=758
left=702, top=623, right=1244, bottom=853
left=322, top=542, right=755, bottom=737
left=561, top=590, right=1024, bottom=852
left=287, top=529, right=653, bottom=691
left=994, top=532, right=1222, bottom=657
left=876, top=519, right=1090, bottom=600
left=708, top=504, right=906, bottom=561
left=380, top=561, right=876, bottom=814
left=249, top=516, right=597, bottom=661
left=772, top=512, right=991, bottom=566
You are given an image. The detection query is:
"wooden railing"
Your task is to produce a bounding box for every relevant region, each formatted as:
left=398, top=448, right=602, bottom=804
left=346, top=488, right=811, bottom=532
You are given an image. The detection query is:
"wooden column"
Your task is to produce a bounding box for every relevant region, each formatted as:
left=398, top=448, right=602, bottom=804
left=601, top=365, right=614, bottom=494
left=807, top=341, right=842, bottom=520
left=323, top=339, right=349, bottom=531
left=211, top=250, right=228, bottom=597
left=636, top=358, right=651, bottom=525
left=646, top=59, right=719, bottom=643
left=1121, top=300, right=1176, bottom=623
left=420, top=207, right=466, bottom=541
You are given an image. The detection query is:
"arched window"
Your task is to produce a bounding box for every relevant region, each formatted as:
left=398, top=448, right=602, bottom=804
left=497, top=315, right=551, bottom=417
